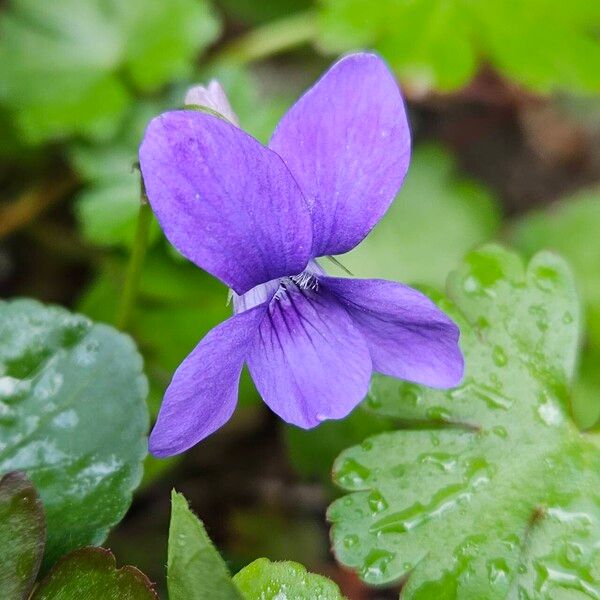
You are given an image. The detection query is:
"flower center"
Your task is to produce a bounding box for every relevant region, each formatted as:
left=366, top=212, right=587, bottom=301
left=232, top=261, right=324, bottom=314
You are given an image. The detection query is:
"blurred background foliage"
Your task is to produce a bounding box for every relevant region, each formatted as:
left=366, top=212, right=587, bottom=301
left=1, top=0, right=599, bottom=597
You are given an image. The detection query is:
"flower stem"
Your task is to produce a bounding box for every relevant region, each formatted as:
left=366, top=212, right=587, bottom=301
left=213, top=10, right=317, bottom=66
left=116, top=195, right=152, bottom=331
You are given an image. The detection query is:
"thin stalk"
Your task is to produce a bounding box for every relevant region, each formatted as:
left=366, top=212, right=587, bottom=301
left=116, top=196, right=152, bottom=331
left=213, top=10, right=317, bottom=66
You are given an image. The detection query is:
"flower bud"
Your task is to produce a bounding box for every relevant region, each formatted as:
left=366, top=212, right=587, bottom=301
left=184, top=80, right=239, bottom=126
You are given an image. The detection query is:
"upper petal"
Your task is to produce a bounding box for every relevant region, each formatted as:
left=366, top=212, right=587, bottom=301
left=139, top=110, right=313, bottom=295
left=246, top=284, right=372, bottom=428
left=149, top=303, right=266, bottom=457
left=324, top=277, right=464, bottom=388
left=269, top=52, right=411, bottom=258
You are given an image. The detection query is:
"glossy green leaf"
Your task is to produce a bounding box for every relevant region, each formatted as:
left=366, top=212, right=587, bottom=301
left=0, top=299, right=148, bottom=567
left=330, top=146, right=500, bottom=288
left=329, top=246, right=600, bottom=598
left=510, top=191, right=600, bottom=348
left=510, top=192, right=600, bottom=429
left=318, top=0, right=600, bottom=93
left=168, top=490, right=244, bottom=600
left=0, top=0, right=220, bottom=143
left=233, top=558, right=345, bottom=600
left=0, top=472, right=45, bottom=600
left=31, top=547, right=157, bottom=600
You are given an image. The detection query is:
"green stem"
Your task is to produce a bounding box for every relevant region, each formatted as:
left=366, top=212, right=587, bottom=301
left=213, top=10, right=318, bottom=66
left=116, top=199, right=152, bottom=331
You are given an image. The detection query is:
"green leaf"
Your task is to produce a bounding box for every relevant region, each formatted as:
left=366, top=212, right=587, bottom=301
left=0, top=0, right=220, bottom=143
left=70, top=101, right=162, bottom=248
left=0, top=471, right=45, bottom=600
left=510, top=192, right=600, bottom=429
left=510, top=191, right=600, bottom=349
left=233, top=558, right=345, bottom=600
left=0, top=299, right=148, bottom=567
left=31, top=547, right=157, bottom=599
left=330, top=146, right=500, bottom=288
left=168, top=490, right=244, bottom=600
left=328, top=246, right=600, bottom=598
left=317, top=0, right=600, bottom=93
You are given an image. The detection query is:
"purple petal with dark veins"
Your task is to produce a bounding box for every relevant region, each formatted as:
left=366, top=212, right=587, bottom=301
left=149, top=303, right=267, bottom=457
left=139, top=111, right=313, bottom=295
left=246, top=284, right=372, bottom=428
left=323, top=277, right=464, bottom=388
left=270, top=52, right=411, bottom=257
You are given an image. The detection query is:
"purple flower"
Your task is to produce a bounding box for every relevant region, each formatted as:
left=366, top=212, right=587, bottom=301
left=139, top=53, right=464, bottom=457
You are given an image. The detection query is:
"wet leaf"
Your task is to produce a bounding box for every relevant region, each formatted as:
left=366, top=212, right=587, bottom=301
left=233, top=558, right=345, bottom=600
left=510, top=191, right=600, bottom=348
left=0, top=472, right=45, bottom=600
left=330, top=146, right=500, bottom=288
left=318, top=0, right=600, bottom=93
left=31, top=547, right=157, bottom=599
left=0, top=0, right=220, bottom=143
left=329, top=246, right=600, bottom=598
left=168, top=490, right=244, bottom=600
left=0, top=299, right=148, bottom=567
left=510, top=192, right=600, bottom=428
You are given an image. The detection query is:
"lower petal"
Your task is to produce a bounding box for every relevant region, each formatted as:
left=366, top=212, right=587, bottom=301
left=247, top=286, right=372, bottom=428
left=149, top=304, right=266, bottom=457
left=324, top=277, right=463, bottom=388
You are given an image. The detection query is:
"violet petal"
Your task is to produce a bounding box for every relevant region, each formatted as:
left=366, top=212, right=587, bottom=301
left=139, top=111, right=313, bottom=295
left=149, top=303, right=267, bottom=457
left=270, top=52, right=411, bottom=257
left=247, top=285, right=372, bottom=428
left=324, top=277, right=464, bottom=388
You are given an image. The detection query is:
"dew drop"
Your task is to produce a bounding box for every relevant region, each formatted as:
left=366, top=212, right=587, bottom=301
left=335, top=458, right=371, bottom=488
left=492, top=346, right=508, bottom=367
left=360, top=549, right=395, bottom=580
left=537, top=400, right=563, bottom=427
left=565, top=541, right=583, bottom=565
left=0, top=376, right=30, bottom=403
left=533, top=265, right=559, bottom=292
left=426, top=406, right=451, bottom=421
left=400, top=386, right=421, bottom=407
left=487, top=558, right=509, bottom=585
left=492, top=426, right=508, bottom=438
left=367, top=490, right=388, bottom=515
left=343, top=534, right=359, bottom=549
left=367, top=394, right=382, bottom=410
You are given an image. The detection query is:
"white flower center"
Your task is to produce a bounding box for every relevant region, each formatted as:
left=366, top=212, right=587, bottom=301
left=231, top=261, right=323, bottom=314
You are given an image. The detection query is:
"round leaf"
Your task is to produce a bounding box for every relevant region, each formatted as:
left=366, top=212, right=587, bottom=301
left=329, top=246, right=600, bottom=598
left=0, top=299, right=148, bottom=567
